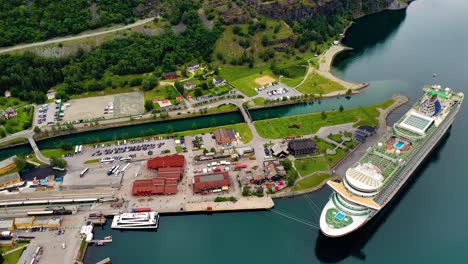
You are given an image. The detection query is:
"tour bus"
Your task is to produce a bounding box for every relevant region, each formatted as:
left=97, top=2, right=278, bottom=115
left=80, top=168, right=89, bottom=177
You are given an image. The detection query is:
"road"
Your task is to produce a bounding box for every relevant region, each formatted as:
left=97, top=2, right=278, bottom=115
left=0, top=17, right=156, bottom=54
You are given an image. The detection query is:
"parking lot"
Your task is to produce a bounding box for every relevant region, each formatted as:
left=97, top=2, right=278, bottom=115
left=61, top=92, right=144, bottom=123
left=255, top=83, right=302, bottom=100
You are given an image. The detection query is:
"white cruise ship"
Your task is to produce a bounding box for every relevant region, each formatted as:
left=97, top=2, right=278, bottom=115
left=320, top=85, right=463, bottom=237
left=111, top=212, right=159, bottom=230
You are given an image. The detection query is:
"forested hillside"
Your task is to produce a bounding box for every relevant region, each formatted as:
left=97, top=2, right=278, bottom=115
left=0, top=0, right=155, bottom=47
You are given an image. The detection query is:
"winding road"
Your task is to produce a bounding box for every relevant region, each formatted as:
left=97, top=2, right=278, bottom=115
left=0, top=17, right=156, bottom=54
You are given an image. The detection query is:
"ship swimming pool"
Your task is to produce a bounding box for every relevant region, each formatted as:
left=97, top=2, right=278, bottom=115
left=335, top=212, right=346, bottom=221
left=394, top=141, right=406, bottom=149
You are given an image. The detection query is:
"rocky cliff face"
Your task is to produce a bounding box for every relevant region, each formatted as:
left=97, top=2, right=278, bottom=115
left=245, top=0, right=414, bottom=21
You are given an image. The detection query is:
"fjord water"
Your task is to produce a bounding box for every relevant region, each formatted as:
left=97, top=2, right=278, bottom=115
left=86, top=0, right=468, bottom=263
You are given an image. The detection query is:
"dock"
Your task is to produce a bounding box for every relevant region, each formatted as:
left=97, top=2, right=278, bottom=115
left=96, top=257, right=112, bottom=264
left=181, top=197, right=274, bottom=213
left=88, top=238, right=112, bottom=244
left=98, top=197, right=275, bottom=216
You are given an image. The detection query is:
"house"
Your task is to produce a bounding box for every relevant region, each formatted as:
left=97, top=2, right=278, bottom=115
left=175, top=96, right=183, bottom=102
left=355, top=126, right=377, bottom=143
left=3, top=90, right=11, bottom=98
left=47, top=89, right=56, bottom=100
left=147, top=154, right=185, bottom=170
left=0, top=107, right=17, bottom=120
left=163, top=72, right=178, bottom=80
left=187, top=63, right=200, bottom=71
left=271, top=143, right=289, bottom=158
left=183, top=82, right=197, bottom=90
left=158, top=99, right=172, bottom=108
left=287, top=139, right=318, bottom=156
left=264, top=160, right=286, bottom=181
left=214, top=128, right=236, bottom=145
left=213, top=77, right=226, bottom=86
left=0, top=172, right=20, bottom=188
left=193, top=172, right=231, bottom=194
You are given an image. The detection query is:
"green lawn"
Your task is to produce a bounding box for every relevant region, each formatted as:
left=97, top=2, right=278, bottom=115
left=296, top=71, right=345, bottom=95
left=84, top=159, right=100, bottom=164
left=315, top=138, right=337, bottom=153
left=292, top=173, right=332, bottom=192
left=328, top=133, right=343, bottom=143
left=254, top=99, right=394, bottom=139
left=252, top=97, right=266, bottom=106
left=144, top=85, right=181, bottom=105
left=279, top=65, right=308, bottom=87
left=42, top=148, right=74, bottom=159
left=206, top=104, right=238, bottom=114
left=3, top=245, right=27, bottom=264
left=294, top=156, right=330, bottom=176
left=325, top=147, right=348, bottom=167
left=68, top=86, right=137, bottom=99
left=219, top=65, right=277, bottom=97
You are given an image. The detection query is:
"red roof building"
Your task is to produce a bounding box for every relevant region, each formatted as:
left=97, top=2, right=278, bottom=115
left=164, top=185, right=178, bottom=195
left=176, top=96, right=183, bottom=102
left=163, top=72, right=178, bottom=80
left=147, top=154, right=185, bottom=170
left=193, top=172, right=231, bottom=194
left=132, top=178, right=179, bottom=196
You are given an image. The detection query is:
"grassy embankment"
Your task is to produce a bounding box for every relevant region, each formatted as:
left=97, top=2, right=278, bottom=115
left=254, top=99, right=394, bottom=139
left=42, top=148, right=74, bottom=159
left=2, top=242, right=29, bottom=264
left=296, top=71, right=345, bottom=95
left=293, top=156, right=329, bottom=176
left=292, top=173, right=332, bottom=192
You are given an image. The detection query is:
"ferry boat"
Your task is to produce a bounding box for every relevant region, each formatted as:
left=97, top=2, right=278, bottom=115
left=111, top=211, right=159, bottom=230
left=320, top=85, right=464, bottom=237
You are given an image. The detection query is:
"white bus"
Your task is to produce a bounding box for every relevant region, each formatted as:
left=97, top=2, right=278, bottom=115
left=74, top=145, right=79, bottom=154
left=78, top=145, right=83, bottom=153
left=80, top=168, right=89, bottom=177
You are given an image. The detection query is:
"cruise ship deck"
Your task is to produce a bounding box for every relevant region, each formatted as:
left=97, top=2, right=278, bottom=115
left=320, top=85, right=464, bottom=237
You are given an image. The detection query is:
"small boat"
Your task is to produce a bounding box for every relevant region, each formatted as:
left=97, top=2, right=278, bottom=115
left=97, top=241, right=104, bottom=246
left=104, top=236, right=112, bottom=240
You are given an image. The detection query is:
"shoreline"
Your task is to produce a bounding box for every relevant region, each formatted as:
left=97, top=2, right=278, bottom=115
left=317, top=44, right=367, bottom=93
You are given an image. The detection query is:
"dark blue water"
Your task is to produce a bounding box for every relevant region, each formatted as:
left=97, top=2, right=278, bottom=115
left=83, top=0, right=468, bottom=262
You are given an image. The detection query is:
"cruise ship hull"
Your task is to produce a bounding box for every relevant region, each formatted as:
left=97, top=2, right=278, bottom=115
left=320, top=89, right=462, bottom=237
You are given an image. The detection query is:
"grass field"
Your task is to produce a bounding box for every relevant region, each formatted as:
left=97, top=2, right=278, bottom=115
left=252, top=97, right=266, bottom=106
left=254, top=99, right=394, bottom=139
left=144, top=85, right=181, bottom=105
left=2, top=244, right=28, bottom=264
left=220, top=66, right=277, bottom=97
left=42, top=148, right=74, bottom=159
left=296, top=71, right=345, bottom=95
left=279, top=65, right=308, bottom=87
left=206, top=104, right=238, bottom=114
left=326, top=147, right=348, bottom=167
left=315, top=138, right=337, bottom=153
left=294, top=156, right=329, bottom=176
left=292, top=173, right=332, bottom=192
